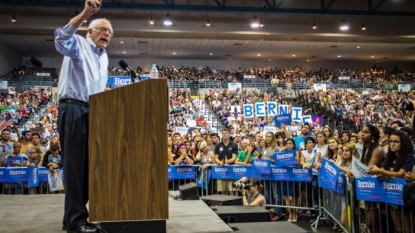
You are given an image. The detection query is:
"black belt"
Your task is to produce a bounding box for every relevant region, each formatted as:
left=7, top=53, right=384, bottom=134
left=59, top=98, right=89, bottom=107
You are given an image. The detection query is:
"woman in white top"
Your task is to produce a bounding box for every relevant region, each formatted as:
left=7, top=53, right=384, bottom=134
left=315, top=137, right=342, bottom=170
left=314, top=131, right=328, bottom=163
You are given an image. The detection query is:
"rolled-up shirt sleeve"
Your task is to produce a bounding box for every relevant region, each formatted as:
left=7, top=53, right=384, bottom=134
left=54, top=24, right=80, bottom=59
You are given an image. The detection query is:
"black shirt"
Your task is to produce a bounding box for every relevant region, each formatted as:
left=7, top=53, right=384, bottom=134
left=214, top=141, right=238, bottom=162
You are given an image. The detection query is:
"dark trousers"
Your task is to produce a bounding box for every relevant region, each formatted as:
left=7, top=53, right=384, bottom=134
left=58, top=102, right=89, bottom=230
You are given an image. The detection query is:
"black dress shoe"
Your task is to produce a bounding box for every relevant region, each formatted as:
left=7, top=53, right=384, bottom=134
left=66, top=224, right=98, bottom=233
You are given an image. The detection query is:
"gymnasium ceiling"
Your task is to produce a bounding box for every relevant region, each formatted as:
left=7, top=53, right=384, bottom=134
left=0, top=0, right=414, bottom=62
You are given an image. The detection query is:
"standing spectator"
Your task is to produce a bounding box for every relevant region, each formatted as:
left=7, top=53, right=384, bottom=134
left=214, top=129, right=238, bottom=195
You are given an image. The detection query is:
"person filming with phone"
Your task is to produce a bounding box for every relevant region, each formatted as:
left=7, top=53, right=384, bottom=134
left=233, top=177, right=266, bottom=207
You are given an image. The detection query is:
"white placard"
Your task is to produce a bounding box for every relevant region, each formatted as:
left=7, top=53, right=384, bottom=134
left=243, top=104, right=254, bottom=118
left=352, top=156, right=369, bottom=177
left=176, top=127, right=188, bottom=136
left=338, top=76, right=350, bottom=80
left=244, top=75, right=256, bottom=79
left=228, top=83, right=242, bottom=91
left=229, top=105, right=242, bottom=120
left=264, top=126, right=276, bottom=134
left=37, top=73, right=50, bottom=77
left=362, top=91, right=369, bottom=95
left=398, top=84, right=411, bottom=92
left=313, top=83, right=326, bottom=91
left=0, top=81, right=8, bottom=89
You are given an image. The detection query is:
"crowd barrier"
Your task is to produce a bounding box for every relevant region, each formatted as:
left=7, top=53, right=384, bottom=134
left=2, top=161, right=413, bottom=233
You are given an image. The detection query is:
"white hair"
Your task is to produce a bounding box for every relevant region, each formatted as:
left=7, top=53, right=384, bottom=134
left=87, top=18, right=112, bottom=37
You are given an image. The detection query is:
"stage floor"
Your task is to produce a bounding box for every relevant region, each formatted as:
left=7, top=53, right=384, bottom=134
left=0, top=194, right=233, bottom=233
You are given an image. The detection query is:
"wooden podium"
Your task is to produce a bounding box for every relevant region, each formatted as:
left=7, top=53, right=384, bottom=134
left=88, top=79, right=168, bottom=233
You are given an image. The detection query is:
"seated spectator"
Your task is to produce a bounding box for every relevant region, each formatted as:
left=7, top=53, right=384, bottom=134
left=2, top=142, right=29, bottom=194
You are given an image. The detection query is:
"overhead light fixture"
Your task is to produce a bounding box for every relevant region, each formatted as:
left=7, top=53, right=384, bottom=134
left=307, top=60, right=310, bottom=62
left=120, top=41, right=124, bottom=44
left=163, top=13, right=172, bottom=26
left=149, top=16, right=154, bottom=25
left=173, top=52, right=176, bottom=55
left=292, top=55, right=296, bottom=57
left=312, top=22, right=317, bottom=30
left=371, top=56, right=374, bottom=58
left=259, top=20, right=264, bottom=27
left=250, top=16, right=260, bottom=28
left=210, top=53, right=213, bottom=55
left=338, top=55, right=341, bottom=57
left=206, top=19, right=211, bottom=27
left=361, top=23, right=366, bottom=30
left=340, top=19, right=349, bottom=31
left=123, top=51, right=126, bottom=54
left=257, top=54, right=261, bottom=56
left=11, top=15, right=16, bottom=23
left=357, top=46, right=360, bottom=48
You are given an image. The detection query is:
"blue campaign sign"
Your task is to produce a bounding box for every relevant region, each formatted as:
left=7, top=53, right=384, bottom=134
left=38, top=166, right=49, bottom=182
left=60, top=168, right=64, bottom=182
left=168, top=165, right=195, bottom=180
left=252, top=159, right=271, bottom=176
left=107, top=76, right=133, bottom=88
left=27, top=165, right=39, bottom=188
left=318, top=158, right=340, bottom=192
left=196, top=169, right=211, bottom=190
left=260, top=166, right=291, bottom=181
left=274, top=114, right=292, bottom=127
left=355, top=177, right=383, bottom=203
left=7, top=157, right=23, bottom=167
left=212, top=165, right=232, bottom=179
left=336, top=173, right=346, bottom=195
left=229, top=166, right=254, bottom=179
left=289, top=167, right=312, bottom=182
left=274, top=150, right=298, bottom=168
left=0, top=168, right=5, bottom=183
left=5, top=167, right=28, bottom=182
left=380, top=178, right=406, bottom=206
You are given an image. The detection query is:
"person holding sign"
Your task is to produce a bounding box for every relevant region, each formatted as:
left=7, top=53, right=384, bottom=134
left=235, top=177, right=266, bottom=207
left=367, top=130, right=414, bottom=233
left=2, top=142, right=29, bottom=195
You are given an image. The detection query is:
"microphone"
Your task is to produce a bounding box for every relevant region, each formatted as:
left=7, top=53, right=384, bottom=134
left=119, top=60, right=137, bottom=80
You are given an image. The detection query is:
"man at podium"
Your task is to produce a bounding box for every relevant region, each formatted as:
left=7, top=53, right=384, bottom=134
left=54, top=0, right=111, bottom=232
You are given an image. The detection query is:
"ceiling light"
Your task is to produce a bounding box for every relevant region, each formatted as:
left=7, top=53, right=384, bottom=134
left=292, top=55, right=296, bottom=57
left=257, top=54, right=261, bottom=56
left=371, top=56, right=374, bottom=58
left=11, top=15, right=16, bottom=23
left=210, top=53, right=212, bottom=55
left=173, top=52, right=176, bottom=55
left=361, top=23, right=366, bottom=30
left=206, top=19, right=211, bottom=27
left=259, top=20, right=264, bottom=27
left=250, top=16, right=260, bottom=28
left=338, top=55, right=341, bottom=57
left=312, top=22, right=317, bottom=30
left=357, top=46, right=360, bottom=48
left=340, top=19, right=349, bottom=31
left=307, top=60, right=310, bottom=62
left=269, top=59, right=271, bottom=61
left=120, top=41, right=124, bottom=44
left=123, top=51, right=126, bottom=54
left=164, top=13, right=173, bottom=26
left=149, top=17, right=154, bottom=25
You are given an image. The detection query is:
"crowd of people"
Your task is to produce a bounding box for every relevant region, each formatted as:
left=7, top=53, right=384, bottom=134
left=0, top=86, right=60, bottom=195
left=108, top=64, right=413, bottom=85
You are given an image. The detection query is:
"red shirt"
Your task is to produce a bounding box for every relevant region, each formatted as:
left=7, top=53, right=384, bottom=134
left=196, top=118, right=206, bottom=126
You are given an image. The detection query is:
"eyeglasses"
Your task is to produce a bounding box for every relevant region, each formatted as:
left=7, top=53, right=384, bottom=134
left=94, top=27, right=114, bottom=36
left=389, top=140, right=401, bottom=144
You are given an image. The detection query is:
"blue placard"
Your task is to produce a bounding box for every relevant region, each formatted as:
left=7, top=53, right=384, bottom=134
left=212, top=165, right=232, bottom=179
left=337, top=173, right=346, bottom=195
left=289, top=167, right=312, bottom=182
left=318, top=158, right=340, bottom=192
left=168, top=165, right=195, bottom=180
left=27, top=165, right=39, bottom=188
left=274, top=114, right=292, bottom=127
left=107, top=76, right=133, bottom=88
left=5, top=167, right=28, bottom=182
left=274, top=150, right=298, bottom=168
left=355, top=177, right=383, bottom=203
left=380, top=178, right=406, bottom=206
left=0, top=168, right=5, bottom=183
left=38, top=166, right=49, bottom=182
left=60, top=167, right=64, bottom=182
left=196, top=169, right=211, bottom=190
left=7, top=157, right=23, bottom=167
left=252, top=159, right=271, bottom=176
left=229, top=166, right=253, bottom=179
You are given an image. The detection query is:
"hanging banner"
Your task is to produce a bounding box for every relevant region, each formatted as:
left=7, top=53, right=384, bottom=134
left=228, top=83, right=242, bottom=91
left=168, top=165, right=195, bottom=180
left=313, top=83, right=327, bottom=91
left=355, top=177, right=384, bottom=203
left=398, top=84, right=411, bottom=92
left=252, top=159, right=271, bottom=176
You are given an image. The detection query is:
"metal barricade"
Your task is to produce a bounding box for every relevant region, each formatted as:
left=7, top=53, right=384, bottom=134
left=351, top=178, right=414, bottom=233
left=168, top=165, right=204, bottom=197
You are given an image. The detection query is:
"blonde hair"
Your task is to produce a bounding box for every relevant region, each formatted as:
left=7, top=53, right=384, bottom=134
left=87, top=18, right=112, bottom=37
left=342, top=143, right=360, bottom=165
